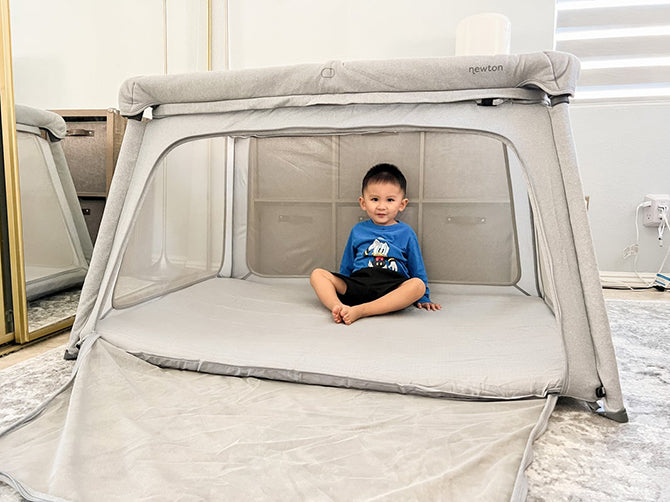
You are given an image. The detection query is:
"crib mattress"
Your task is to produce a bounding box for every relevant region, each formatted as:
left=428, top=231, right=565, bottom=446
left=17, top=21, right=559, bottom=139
left=96, top=278, right=565, bottom=400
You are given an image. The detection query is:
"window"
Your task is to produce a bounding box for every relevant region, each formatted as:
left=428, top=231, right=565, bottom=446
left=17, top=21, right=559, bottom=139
left=556, top=0, right=670, bottom=101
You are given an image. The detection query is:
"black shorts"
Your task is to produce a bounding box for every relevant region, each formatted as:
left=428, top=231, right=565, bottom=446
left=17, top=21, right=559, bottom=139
left=333, top=267, right=409, bottom=306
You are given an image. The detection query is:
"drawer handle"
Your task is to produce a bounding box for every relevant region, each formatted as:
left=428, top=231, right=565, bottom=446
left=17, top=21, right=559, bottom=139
left=67, top=128, right=95, bottom=137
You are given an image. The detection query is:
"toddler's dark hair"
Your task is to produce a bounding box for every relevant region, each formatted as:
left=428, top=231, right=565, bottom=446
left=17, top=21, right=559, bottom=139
left=362, top=163, right=407, bottom=195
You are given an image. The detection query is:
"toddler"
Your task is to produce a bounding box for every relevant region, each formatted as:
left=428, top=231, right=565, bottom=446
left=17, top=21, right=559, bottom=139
left=310, top=163, right=441, bottom=324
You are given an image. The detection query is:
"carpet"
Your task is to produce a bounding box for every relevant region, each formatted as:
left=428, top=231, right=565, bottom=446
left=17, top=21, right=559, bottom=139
left=527, top=299, right=670, bottom=501
left=0, top=299, right=668, bottom=501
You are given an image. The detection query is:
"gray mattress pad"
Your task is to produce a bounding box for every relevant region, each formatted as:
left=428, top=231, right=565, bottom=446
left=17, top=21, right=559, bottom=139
left=96, top=277, right=565, bottom=400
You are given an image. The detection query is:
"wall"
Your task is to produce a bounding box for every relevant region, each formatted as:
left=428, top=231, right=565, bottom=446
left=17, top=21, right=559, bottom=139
left=12, top=0, right=667, bottom=276
left=224, top=0, right=555, bottom=69
left=10, top=0, right=207, bottom=110
left=572, top=102, right=670, bottom=277
left=11, top=0, right=555, bottom=108
left=221, top=0, right=668, bottom=277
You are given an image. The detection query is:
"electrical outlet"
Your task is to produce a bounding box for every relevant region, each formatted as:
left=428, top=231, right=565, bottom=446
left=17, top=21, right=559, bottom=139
left=643, top=194, right=670, bottom=227
left=622, top=243, right=638, bottom=259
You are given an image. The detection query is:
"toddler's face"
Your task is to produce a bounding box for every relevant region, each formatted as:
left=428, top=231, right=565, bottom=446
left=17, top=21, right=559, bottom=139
left=359, top=181, right=408, bottom=226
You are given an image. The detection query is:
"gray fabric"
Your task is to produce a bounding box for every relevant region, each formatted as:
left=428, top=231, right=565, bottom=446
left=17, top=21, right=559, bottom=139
left=69, top=101, right=615, bottom=404
left=97, top=278, right=564, bottom=400
left=512, top=392, right=558, bottom=501
left=246, top=132, right=520, bottom=284
left=25, top=269, right=86, bottom=301
left=548, top=104, right=625, bottom=413
left=153, top=88, right=547, bottom=118
left=0, top=337, right=555, bottom=501
left=14, top=106, right=93, bottom=262
left=15, top=104, right=66, bottom=140
left=0, top=50, right=627, bottom=501
left=66, top=52, right=623, bottom=413
left=487, top=106, right=604, bottom=403
left=16, top=130, right=89, bottom=300
left=66, top=120, right=147, bottom=357
left=119, top=51, right=578, bottom=117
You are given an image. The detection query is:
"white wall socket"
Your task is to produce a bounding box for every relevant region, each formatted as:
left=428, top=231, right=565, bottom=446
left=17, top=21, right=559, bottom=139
left=643, top=194, right=670, bottom=227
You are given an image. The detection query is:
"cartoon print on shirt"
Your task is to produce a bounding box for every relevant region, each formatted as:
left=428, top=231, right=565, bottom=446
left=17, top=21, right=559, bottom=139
left=364, top=238, right=398, bottom=272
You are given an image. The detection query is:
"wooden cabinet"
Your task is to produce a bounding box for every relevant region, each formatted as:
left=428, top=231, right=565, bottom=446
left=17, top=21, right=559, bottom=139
left=52, top=109, right=126, bottom=244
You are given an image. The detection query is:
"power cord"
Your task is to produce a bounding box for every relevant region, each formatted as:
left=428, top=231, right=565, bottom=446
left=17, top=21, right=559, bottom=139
left=653, top=210, right=670, bottom=284
left=613, top=201, right=670, bottom=290
left=657, top=204, right=669, bottom=245
left=638, top=205, right=670, bottom=289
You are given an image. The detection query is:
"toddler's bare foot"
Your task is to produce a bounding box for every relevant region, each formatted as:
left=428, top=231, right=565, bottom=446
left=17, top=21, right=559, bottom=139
left=332, top=304, right=345, bottom=323
left=340, top=305, right=364, bottom=325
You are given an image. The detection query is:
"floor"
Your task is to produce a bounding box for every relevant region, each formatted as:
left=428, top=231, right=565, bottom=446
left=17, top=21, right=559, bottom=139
left=0, top=285, right=668, bottom=501
left=600, top=286, right=669, bottom=301
left=0, top=332, right=70, bottom=370
left=0, top=286, right=667, bottom=370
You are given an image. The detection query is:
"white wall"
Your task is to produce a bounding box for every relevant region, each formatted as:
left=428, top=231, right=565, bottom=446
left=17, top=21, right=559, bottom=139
left=221, top=0, right=668, bottom=278
left=9, top=0, right=555, bottom=114
left=10, top=0, right=207, bottom=110
left=572, top=102, right=670, bottom=276
left=225, top=0, right=555, bottom=69
left=12, top=0, right=667, bottom=276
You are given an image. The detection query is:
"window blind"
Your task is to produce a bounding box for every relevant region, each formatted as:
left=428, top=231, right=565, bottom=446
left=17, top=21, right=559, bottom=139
left=556, top=0, right=670, bottom=101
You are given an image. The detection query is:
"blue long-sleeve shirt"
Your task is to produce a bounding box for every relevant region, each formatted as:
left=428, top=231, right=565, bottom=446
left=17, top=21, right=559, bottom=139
left=339, top=219, right=431, bottom=304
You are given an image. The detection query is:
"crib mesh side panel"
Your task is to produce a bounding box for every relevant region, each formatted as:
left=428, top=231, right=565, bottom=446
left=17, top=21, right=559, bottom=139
left=17, top=132, right=85, bottom=292
left=113, top=137, right=226, bottom=308
left=247, top=132, right=519, bottom=285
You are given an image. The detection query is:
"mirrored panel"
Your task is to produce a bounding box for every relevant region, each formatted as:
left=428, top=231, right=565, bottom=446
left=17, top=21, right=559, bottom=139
left=14, top=106, right=87, bottom=334
left=17, top=108, right=125, bottom=336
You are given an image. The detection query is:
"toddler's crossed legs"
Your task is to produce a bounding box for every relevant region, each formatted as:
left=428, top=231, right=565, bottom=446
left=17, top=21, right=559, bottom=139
left=309, top=268, right=425, bottom=325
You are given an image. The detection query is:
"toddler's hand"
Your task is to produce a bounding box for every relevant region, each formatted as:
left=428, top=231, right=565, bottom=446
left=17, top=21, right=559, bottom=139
left=416, top=302, right=441, bottom=311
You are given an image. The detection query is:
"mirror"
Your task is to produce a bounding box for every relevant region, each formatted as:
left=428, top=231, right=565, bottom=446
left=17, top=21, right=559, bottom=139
left=18, top=107, right=126, bottom=336
left=2, top=3, right=130, bottom=342
left=15, top=105, right=95, bottom=335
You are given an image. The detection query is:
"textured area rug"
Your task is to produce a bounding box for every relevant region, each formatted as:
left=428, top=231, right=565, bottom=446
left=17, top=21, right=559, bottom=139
left=0, top=299, right=668, bottom=501
left=527, top=299, right=670, bottom=501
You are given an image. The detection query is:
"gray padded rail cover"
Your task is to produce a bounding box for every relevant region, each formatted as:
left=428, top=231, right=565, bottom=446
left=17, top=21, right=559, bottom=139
left=15, top=104, right=67, bottom=140
left=119, top=51, right=579, bottom=117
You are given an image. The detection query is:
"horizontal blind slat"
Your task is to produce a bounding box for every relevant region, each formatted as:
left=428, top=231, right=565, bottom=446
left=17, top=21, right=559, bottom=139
left=578, top=65, right=670, bottom=86
left=575, top=83, right=670, bottom=101
left=557, top=35, right=670, bottom=58
left=556, top=1, right=670, bottom=100
left=558, top=5, right=670, bottom=29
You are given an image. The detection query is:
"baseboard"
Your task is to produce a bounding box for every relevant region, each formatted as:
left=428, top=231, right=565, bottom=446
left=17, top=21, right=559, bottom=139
left=599, top=271, right=657, bottom=289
